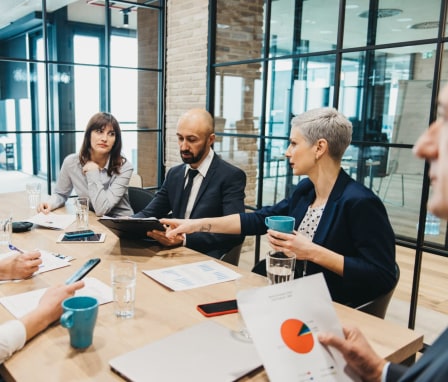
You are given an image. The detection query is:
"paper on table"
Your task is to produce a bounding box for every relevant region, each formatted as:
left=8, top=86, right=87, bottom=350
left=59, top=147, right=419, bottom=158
left=143, top=260, right=241, bottom=291
left=237, top=273, right=360, bottom=382
left=0, top=277, right=113, bottom=318
left=27, top=212, right=76, bottom=230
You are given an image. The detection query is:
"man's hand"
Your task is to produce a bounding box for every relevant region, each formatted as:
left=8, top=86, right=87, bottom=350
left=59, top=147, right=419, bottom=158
left=318, top=325, right=386, bottom=382
left=0, top=251, right=42, bottom=280
left=147, top=229, right=184, bottom=247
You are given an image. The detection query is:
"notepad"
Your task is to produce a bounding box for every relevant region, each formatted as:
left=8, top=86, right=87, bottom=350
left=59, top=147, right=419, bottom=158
left=109, top=320, right=262, bottom=382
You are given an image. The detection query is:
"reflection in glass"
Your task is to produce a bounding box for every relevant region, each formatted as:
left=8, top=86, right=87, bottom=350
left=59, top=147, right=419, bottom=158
left=270, top=0, right=338, bottom=56
left=216, top=0, right=264, bottom=63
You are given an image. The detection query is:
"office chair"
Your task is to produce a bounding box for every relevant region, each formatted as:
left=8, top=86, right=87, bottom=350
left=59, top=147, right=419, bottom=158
left=220, top=243, right=243, bottom=266
left=355, top=263, right=400, bottom=319
left=128, top=187, right=155, bottom=214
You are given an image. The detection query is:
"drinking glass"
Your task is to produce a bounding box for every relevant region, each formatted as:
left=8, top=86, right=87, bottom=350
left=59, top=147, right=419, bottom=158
left=111, top=260, right=137, bottom=318
left=266, top=251, right=296, bottom=285
left=0, top=215, right=12, bottom=251
left=75, top=197, right=89, bottom=229
left=26, top=182, right=41, bottom=210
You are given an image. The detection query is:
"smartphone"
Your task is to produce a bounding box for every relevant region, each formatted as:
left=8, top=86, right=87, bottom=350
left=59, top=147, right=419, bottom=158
left=65, top=258, right=101, bottom=285
left=64, top=230, right=95, bottom=239
left=197, top=299, right=238, bottom=317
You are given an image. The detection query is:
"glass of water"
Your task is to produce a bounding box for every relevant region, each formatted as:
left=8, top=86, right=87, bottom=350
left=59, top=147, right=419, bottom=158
left=0, top=215, right=12, bottom=252
left=26, top=182, right=41, bottom=210
left=111, top=260, right=137, bottom=318
left=266, top=251, right=296, bottom=285
left=75, top=197, right=89, bottom=229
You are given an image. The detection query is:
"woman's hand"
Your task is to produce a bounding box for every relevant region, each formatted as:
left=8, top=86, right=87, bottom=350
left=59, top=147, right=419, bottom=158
left=266, top=229, right=313, bottom=260
left=161, top=218, right=203, bottom=239
left=82, top=161, right=100, bottom=174
left=37, top=202, right=51, bottom=214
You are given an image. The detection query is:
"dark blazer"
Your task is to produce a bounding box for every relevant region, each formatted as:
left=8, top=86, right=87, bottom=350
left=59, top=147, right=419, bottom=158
left=133, top=154, right=246, bottom=258
left=240, top=169, right=396, bottom=306
left=387, top=327, right=448, bottom=381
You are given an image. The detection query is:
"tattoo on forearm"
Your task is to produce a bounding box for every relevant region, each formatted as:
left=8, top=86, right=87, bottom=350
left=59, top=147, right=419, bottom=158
left=200, top=224, right=211, bottom=232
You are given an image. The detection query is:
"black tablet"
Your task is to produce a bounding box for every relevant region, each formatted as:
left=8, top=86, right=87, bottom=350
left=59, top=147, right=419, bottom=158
left=98, top=217, right=165, bottom=239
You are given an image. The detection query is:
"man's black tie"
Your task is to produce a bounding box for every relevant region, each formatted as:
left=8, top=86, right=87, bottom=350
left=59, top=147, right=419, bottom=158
left=178, top=169, right=199, bottom=218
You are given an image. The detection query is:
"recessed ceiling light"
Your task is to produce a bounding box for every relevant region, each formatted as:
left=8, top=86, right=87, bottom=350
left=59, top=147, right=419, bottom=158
left=358, top=8, right=403, bottom=18
left=397, top=18, right=413, bottom=22
left=320, top=30, right=333, bottom=34
left=346, top=4, right=359, bottom=9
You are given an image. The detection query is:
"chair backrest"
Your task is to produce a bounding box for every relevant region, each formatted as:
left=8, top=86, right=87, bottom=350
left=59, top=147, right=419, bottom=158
left=355, top=263, right=400, bottom=319
left=220, top=243, right=243, bottom=266
left=128, top=187, right=155, bottom=214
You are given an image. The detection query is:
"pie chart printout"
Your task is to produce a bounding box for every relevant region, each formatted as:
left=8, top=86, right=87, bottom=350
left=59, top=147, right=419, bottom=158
left=280, top=319, right=314, bottom=354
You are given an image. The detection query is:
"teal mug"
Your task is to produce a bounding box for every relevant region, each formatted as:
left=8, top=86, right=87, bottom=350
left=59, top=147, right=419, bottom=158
left=60, top=296, right=99, bottom=349
left=265, top=216, right=295, bottom=233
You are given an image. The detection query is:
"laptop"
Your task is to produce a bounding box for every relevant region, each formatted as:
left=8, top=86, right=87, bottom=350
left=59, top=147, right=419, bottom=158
left=98, top=217, right=165, bottom=239
left=109, top=321, right=262, bottom=382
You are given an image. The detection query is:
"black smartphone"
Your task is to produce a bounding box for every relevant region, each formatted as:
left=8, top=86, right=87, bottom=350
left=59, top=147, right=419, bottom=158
left=65, top=258, right=101, bottom=285
left=197, top=299, right=238, bottom=317
left=64, top=230, right=95, bottom=239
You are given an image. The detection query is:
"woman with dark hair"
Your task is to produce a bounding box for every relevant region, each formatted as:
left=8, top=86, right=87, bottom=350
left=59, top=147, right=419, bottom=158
left=38, top=112, right=133, bottom=217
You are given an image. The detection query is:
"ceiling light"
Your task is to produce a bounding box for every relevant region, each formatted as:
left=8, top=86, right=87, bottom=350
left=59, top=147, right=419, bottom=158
left=122, top=9, right=129, bottom=27
left=358, top=8, right=403, bottom=18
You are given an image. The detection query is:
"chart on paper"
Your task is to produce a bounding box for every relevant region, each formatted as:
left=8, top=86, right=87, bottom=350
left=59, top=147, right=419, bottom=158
left=280, top=318, right=314, bottom=354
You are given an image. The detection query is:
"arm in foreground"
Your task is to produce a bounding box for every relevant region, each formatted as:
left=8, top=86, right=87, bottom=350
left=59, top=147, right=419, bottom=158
left=0, top=251, right=42, bottom=280
left=22, top=280, right=85, bottom=341
left=317, top=325, right=387, bottom=382
left=0, top=281, right=84, bottom=364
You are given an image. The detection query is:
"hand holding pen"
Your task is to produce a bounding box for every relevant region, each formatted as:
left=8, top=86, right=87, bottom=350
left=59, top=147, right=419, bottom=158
left=0, top=246, right=42, bottom=281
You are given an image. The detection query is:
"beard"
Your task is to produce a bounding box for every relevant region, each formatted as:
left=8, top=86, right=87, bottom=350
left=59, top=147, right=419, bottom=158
left=180, top=144, right=207, bottom=164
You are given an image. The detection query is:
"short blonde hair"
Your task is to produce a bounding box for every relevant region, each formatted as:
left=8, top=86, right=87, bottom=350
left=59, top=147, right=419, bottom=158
left=291, top=107, right=352, bottom=160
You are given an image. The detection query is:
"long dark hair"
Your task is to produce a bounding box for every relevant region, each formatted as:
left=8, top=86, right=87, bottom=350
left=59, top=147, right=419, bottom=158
left=78, top=112, right=127, bottom=176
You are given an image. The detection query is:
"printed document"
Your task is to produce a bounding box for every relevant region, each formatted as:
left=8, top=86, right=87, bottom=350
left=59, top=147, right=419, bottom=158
left=27, top=212, right=76, bottom=229
left=143, top=260, right=241, bottom=291
left=0, top=277, right=113, bottom=318
left=237, top=273, right=360, bottom=382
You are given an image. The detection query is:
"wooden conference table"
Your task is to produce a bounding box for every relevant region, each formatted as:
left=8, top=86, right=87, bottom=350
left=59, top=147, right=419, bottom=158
left=0, top=192, right=423, bottom=381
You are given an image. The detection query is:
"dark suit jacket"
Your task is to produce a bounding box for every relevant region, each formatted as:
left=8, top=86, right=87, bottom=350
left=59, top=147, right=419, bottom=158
left=133, top=154, right=246, bottom=258
left=241, top=169, right=396, bottom=305
left=387, top=327, right=448, bottom=381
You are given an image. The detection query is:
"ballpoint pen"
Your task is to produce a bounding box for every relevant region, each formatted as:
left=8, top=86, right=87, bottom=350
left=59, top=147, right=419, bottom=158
left=8, top=244, right=24, bottom=253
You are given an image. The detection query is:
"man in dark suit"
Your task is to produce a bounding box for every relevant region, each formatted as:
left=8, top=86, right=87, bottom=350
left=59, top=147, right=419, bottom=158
left=133, top=108, right=246, bottom=259
left=318, top=83, right=448, bottom=381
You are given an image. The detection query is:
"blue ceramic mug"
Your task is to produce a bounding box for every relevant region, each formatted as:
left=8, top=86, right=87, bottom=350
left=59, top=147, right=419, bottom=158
left=60, top=296, right=98, bottom=349
left=265, top=216, right=295, bottom=233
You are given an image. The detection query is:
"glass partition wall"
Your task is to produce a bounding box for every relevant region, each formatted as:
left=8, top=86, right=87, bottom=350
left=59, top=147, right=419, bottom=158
left=210, top=0, right=448, bottom=333
left=0, top=0, right=164, bottom=192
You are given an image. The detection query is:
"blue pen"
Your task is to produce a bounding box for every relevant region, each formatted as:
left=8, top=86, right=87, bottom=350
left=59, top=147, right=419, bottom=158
left=8, top=244, right=24, bottom=254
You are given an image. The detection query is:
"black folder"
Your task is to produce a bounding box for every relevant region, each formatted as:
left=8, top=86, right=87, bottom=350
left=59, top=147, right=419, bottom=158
left=98, top=217, right=165, bottom=239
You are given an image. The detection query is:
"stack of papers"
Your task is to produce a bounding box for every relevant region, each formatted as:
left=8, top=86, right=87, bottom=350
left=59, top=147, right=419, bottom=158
left=143, top=260, right=241, bottom=291
left=27, top=212, right=76, bottom=229
left=0, top=277, right=113, bottom=318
